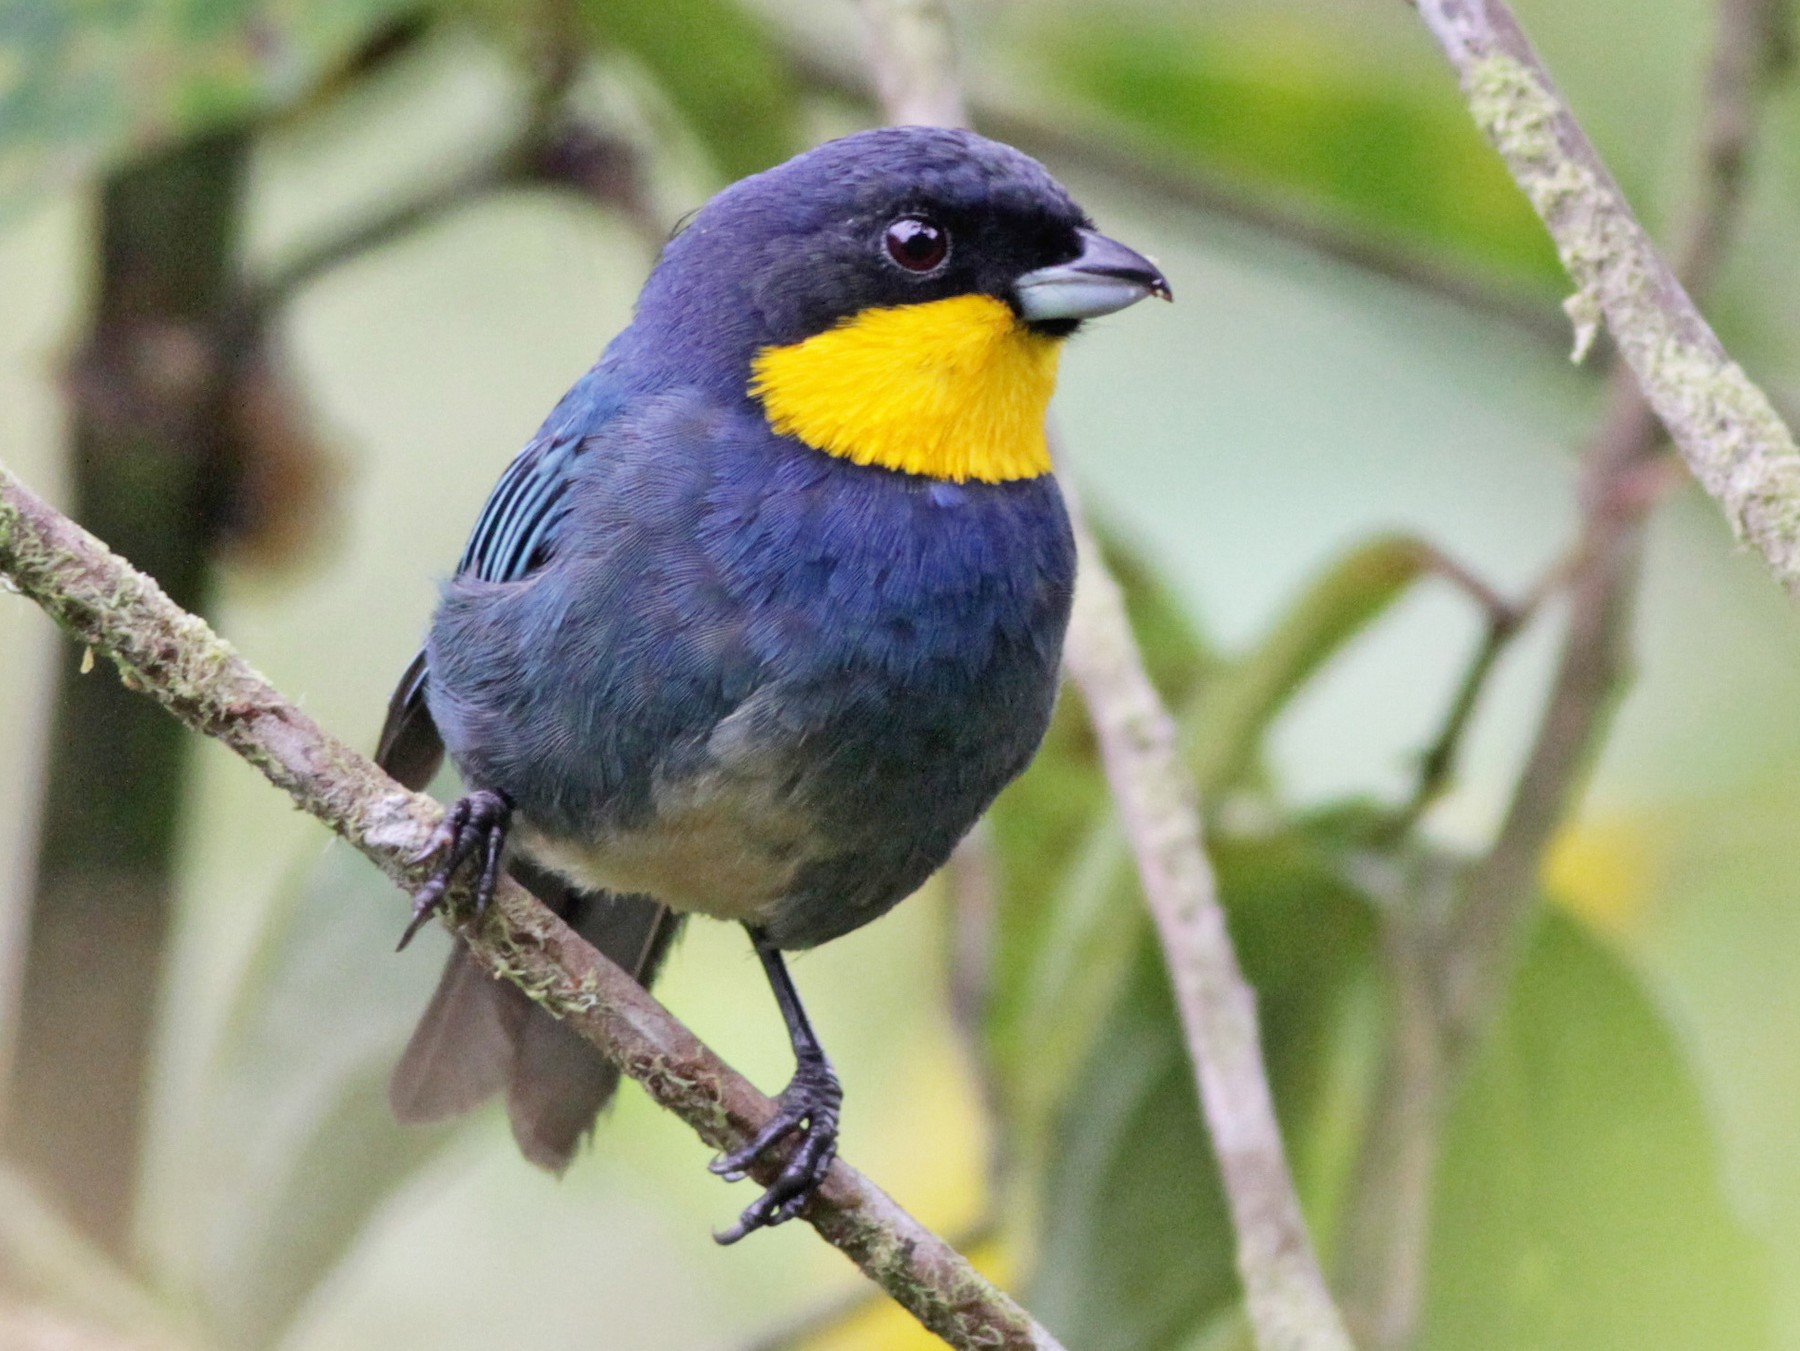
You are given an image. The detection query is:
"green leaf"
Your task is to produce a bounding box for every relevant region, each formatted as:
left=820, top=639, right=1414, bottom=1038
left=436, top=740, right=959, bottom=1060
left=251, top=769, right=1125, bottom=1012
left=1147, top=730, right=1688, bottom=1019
left=985, top=534, right=1417, bottom=1174
left=1188, top=535, right=1436, bottom=798
left=985, top=530, right=1216, bottom=1161
left=577, top=0, right=796, bottom=180
left=0, top=0, right=418, bottom=210
left=180, top=843, right=457, bottom=1350
left=1421, top=911, right=1772, bottom=1350
left=1026, top=824, right=1380, bottom=1351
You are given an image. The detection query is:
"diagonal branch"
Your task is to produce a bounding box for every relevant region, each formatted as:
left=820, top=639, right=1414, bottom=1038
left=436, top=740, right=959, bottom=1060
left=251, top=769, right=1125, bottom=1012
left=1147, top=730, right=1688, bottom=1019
left=1418, top=0, right=1797, bottom=1047
left=1060, top=499, right=1354, bottom=1351
left=858, top=4, right=1354, bottom=1348
left=1414, top=0, right=1800, bottom=597
left=1340, top=3, right=1795, bottom=1344
left=0, top=464, right=1065, bottom=1351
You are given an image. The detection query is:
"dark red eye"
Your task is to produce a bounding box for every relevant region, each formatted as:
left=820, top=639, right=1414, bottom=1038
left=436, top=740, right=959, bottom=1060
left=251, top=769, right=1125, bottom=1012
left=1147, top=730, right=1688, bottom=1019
left=885, top=217, right=948, bottom=272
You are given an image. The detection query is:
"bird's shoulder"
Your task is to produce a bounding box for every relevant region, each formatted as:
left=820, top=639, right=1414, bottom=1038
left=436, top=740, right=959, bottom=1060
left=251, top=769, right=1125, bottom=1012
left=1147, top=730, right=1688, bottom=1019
left=452, top=364, right=1074, bottom=670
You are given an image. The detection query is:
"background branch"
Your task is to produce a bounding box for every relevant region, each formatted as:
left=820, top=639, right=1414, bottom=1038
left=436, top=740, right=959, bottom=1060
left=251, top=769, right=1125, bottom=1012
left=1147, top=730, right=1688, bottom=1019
left=1415, top=0, right=1800, bottom=594
left=1338, top=1, right=1795, bottom=1343
left=1426, top=0, right=1796, bottom=1051
left=1060, top=498, right=1354, bottom=1351
left=858, top=4, right=1354, bottom=1348
left=0, top=465, right=1064, bottom=1351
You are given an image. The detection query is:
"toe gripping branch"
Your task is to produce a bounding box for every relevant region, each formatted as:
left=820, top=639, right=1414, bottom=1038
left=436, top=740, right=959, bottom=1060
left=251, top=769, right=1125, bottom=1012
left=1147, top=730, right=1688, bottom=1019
left=711, top=928, right=844, bottom=1244
left=397, top=788, right=514, bottom=951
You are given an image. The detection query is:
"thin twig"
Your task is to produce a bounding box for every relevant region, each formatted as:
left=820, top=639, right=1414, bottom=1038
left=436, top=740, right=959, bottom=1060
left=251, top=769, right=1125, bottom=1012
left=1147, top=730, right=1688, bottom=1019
left=856, top=4, right=1355, bottom=1347
left=249, top=28, right=664, bottom=321
left=1339, top=2, right=1794, bottom=1342
left=251, top=155, right=519, bottom=317
left=855, top=5, right=1353, bottom=1346
left=0, top=465, right=1063, bottom=1351
left=1392, top=547, right=1549, bottom=832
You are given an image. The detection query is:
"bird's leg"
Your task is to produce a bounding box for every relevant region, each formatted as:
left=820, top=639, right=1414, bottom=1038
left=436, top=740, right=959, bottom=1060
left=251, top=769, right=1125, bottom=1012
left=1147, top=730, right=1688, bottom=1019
left=710, top=926, right=843, bottom=1243
left=397, top=788, right=513, bottom=951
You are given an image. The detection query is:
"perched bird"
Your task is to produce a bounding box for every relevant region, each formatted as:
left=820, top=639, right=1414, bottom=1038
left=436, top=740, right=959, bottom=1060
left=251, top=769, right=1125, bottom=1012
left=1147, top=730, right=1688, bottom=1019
left=377, top=126, right=1168, bottom=1241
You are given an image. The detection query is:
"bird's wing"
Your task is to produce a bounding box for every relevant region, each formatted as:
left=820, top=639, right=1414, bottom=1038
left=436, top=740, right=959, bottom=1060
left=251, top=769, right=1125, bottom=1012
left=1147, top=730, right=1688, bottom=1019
left=455, top=431, right=583, bottom=583
left=374, top=430, right=586, bottom=785
left=374, top=647, right=440, bottom=788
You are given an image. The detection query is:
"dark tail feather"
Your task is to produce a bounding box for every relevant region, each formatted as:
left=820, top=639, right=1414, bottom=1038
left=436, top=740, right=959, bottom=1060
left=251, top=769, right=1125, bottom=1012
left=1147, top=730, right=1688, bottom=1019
left=504, top=883, right=685, bottom=1171
left=376, top=652, right=684, bottom=1171
left=375, top=649, right=444, bottom=791
left=388, top=859, right=684, bottom=1173
left=390, top=944, right=533, bottom=1122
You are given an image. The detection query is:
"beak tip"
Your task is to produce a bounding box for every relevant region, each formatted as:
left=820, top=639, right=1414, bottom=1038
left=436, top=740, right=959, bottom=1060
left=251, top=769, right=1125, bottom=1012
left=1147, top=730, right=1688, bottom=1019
left=1013, top=231, right=1173, bottom=322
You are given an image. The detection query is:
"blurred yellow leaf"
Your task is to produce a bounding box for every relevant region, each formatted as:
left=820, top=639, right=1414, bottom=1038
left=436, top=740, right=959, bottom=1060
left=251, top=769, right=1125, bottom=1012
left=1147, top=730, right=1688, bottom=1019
left=1544, top=814, right=1666, bottom=936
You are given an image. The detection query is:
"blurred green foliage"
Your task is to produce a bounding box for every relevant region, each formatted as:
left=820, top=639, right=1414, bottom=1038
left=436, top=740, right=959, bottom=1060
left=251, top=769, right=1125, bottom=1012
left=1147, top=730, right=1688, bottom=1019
left=1037, top=13, right=1565, bottom=285
left=1027, top=824, right=1379, bottom=1351
left=576, top=0, right=796, bottom=178
left=2, top=0, right=1798, bottom=1349
left=0, top=0, right=418, bottom=207
left=1422, top=912, right=1769, bottom=1349
left=0, top=0, right=797, bottom=215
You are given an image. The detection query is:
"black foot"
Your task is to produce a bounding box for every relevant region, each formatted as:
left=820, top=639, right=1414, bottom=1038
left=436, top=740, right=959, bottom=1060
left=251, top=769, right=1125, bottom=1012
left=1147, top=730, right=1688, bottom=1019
left=709, top=1051, right=842, bottom=1244
left=397, top=789, right=512, bottom=951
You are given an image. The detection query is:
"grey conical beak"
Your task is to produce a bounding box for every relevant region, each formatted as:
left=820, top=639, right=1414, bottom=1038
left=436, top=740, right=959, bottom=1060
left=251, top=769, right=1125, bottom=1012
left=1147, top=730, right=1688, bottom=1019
left=1014, top=228, right=1172, bottom=323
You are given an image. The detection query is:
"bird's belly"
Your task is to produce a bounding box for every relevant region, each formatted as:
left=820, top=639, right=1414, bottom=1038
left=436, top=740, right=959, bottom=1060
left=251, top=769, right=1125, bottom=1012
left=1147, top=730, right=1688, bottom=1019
left=515, top=764, right=817, bottom=926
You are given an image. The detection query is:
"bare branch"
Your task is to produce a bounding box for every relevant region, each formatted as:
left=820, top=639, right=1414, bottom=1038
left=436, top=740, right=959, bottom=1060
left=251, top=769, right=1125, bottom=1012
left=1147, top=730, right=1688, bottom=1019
left=1672, top=0, right=1795, bottom=297
left=859, top=0, right=968, bottom=128
left=250, top=29, right=663, bottom=322
left=1061, top=498, right=1354, bottom=1351
left=0, top=464, right=1064, bottom=1351
left=1392, top=548, right=1545, bottom=833
left=252, top=155, right=517, bottom=317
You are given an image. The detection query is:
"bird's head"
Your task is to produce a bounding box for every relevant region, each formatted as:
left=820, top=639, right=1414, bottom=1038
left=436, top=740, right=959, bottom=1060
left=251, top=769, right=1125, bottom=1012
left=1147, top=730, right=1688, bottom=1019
left=621, top=126, right=1170, bottom=484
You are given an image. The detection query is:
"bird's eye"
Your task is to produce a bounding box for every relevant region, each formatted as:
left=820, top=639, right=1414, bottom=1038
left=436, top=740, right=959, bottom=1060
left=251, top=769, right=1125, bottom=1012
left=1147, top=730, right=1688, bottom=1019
left=884, top=217, right=948, bottom=272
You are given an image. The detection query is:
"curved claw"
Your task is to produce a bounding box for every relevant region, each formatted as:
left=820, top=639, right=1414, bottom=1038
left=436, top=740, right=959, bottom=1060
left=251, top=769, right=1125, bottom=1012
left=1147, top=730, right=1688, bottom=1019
left=711, top=1055, right=842, bottom=1245
left=395, top=789, right=512, bottom=951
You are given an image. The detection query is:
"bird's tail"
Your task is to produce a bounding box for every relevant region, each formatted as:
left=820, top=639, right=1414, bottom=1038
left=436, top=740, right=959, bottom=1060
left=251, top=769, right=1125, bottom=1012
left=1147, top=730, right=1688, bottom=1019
left=377, top=649, right=683, bottom=1170
left=388, top=861, right=684, bottom=1172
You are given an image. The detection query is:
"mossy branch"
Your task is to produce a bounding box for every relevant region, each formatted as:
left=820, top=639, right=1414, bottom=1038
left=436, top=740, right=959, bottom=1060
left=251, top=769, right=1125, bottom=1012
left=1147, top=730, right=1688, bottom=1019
left=0, top=463, right=1064, bottom=1351
left=1416, top=0, right=1800, bottom=595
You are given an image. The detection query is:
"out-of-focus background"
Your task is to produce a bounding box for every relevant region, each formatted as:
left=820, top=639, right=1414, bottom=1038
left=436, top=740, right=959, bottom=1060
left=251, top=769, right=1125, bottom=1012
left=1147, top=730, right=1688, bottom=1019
left=3, top=0, right=1800, bottom=1348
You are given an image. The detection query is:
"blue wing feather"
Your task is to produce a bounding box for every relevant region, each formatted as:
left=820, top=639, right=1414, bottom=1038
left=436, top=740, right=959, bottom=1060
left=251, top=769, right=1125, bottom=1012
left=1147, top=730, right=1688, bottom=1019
left=458, top=434, right=580, bottom=582
left=377, top=369, right=625, bottom=771
left=457, top=366, right=631, bottom=583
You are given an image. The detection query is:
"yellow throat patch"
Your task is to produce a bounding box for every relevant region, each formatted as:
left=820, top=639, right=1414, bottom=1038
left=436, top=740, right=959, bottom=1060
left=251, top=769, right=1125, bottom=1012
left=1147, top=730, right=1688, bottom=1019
left=749, top=293, right=1062, bottom=483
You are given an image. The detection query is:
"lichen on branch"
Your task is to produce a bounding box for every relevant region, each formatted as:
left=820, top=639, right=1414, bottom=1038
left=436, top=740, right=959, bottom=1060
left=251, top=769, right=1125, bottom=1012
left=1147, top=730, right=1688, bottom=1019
left=1419, top=0, right=1800, bottom=594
